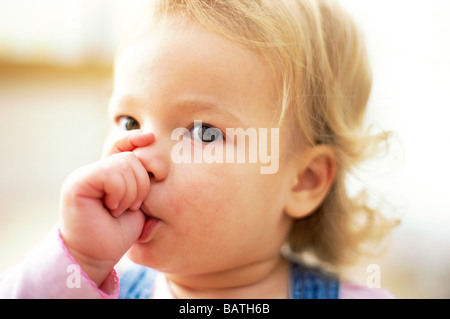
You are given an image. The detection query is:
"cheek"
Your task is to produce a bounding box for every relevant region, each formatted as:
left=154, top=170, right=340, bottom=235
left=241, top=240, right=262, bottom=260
left=135, top=161, right=293, bottom=271
left=167, top=163, right=283, bottom=237
left=169, top=164, right=243, bottom=225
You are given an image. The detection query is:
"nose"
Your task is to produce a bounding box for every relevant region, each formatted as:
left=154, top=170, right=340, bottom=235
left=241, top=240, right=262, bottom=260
left=132, top=138, right=169, bottom=182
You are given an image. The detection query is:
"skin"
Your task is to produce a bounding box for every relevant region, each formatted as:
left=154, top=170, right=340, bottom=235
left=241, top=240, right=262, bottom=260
left=59, top=18, right=336, bottom=299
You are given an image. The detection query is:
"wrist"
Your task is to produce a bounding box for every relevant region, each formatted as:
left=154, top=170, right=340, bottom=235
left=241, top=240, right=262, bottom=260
left=59, top=233, right=116, bottom=287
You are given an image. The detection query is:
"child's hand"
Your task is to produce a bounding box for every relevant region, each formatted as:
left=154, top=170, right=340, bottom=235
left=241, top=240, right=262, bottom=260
left=59, top=131, right=154, bottom=286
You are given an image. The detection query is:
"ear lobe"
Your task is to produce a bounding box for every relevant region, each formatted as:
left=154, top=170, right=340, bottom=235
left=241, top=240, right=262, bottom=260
left=285, top=146, right=336, bottom=219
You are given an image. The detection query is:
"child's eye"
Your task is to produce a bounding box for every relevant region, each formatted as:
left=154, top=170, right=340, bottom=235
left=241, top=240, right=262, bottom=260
left=190, top=123, right=223, bottom=143
left=118, top=116, right=140, bottom=131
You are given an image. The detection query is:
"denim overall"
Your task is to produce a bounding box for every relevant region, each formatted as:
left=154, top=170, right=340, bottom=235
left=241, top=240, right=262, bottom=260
left=119, top=262, right=340, bottom=299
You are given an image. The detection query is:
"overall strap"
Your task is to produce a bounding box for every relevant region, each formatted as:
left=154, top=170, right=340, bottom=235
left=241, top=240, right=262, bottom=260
left=119, top=264, right=156, bottom=299
left=289, top=263, right=340, bottom=299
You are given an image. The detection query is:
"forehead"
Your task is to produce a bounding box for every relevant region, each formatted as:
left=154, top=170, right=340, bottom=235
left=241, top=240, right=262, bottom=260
left=112, top=18, right=281, bottom=127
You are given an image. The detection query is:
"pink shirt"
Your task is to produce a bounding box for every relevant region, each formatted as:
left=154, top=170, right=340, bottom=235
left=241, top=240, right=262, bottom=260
left=0, top=226, right=394, bottom=299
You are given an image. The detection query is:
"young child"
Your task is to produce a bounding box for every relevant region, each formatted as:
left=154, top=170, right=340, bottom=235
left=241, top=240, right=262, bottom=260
left=0, top=0, right=397, bottom=299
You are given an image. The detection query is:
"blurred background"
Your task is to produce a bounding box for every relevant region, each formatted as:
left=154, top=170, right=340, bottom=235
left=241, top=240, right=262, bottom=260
left=0, top=0, right=449, bottom=298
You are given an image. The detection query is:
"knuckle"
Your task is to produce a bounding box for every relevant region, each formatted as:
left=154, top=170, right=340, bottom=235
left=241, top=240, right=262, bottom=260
left=113, top=152, right=135, bottom=169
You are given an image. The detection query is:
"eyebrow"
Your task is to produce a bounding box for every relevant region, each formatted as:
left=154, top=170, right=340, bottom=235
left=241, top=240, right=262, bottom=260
left=170, top=99, right=244, bottom=126
left=110, top=95, right=245, bottom=127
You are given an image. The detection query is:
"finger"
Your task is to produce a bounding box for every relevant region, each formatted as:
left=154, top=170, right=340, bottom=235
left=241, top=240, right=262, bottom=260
left=107, top=131, right=155, bottom=156
left=111, top=170, right=137, bottom=217
left=109, top=154, right=140, bottom=217
left=103, top=168, right=127, bottom=213
left=127, top=154, right=151, bottom=211
left=117, top=209, right=146, bottom=245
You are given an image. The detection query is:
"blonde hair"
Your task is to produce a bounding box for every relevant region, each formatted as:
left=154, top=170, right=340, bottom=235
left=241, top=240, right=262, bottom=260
left=122, top=0, right=399, bottom=274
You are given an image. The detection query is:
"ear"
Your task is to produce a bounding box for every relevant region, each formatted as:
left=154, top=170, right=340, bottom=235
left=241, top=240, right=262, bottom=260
left=284, top=145, right=337, bottom=219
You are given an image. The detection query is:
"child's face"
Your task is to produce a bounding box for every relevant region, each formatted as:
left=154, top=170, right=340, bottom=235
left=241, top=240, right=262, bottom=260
left=106, top=18, right=297, bottom=277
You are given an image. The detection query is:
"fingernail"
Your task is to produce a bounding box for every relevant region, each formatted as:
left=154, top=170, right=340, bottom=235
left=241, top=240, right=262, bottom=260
left=131, top=200, right=143, bottom=211
left=107, top=199, right=119, bottom=211
left=111, top=208, right=121, bottom=218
